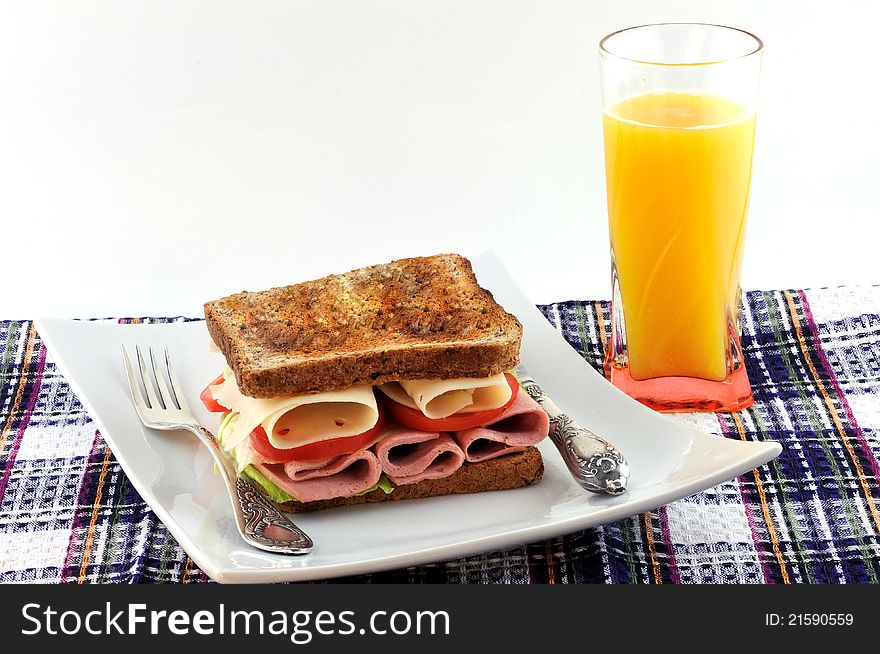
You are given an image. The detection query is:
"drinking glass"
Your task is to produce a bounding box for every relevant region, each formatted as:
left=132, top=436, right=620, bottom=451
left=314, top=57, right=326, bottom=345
left=599, top=23, right=763, bottom=412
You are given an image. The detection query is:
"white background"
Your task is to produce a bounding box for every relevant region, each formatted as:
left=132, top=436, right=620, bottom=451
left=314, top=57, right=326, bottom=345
left=1, top=0, right=878, bottom=317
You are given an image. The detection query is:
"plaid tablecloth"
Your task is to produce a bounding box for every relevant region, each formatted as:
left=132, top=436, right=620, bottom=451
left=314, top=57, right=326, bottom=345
left=1, top=286, right=879, bottom=583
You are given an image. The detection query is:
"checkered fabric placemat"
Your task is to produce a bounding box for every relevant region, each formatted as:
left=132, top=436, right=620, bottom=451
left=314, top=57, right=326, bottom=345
left=1, top=286, right=879, bottom=583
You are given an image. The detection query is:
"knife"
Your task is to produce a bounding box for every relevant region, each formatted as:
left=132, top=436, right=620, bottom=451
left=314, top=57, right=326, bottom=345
left=516, top=366, right=629, bottom=495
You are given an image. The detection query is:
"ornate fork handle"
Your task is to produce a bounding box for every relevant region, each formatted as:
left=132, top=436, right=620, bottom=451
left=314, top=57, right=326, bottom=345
left=192, top=426, right=313, bottom=554
left=516, top=369, right=629, bottom=495
left=234, top=476, right=314, bottom=553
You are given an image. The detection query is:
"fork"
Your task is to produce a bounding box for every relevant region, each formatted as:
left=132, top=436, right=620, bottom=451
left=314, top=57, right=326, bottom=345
left=122, top=345, right=313, bottom=555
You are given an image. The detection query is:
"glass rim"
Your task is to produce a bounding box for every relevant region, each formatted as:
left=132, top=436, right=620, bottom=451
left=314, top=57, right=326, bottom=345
left=599, top=22, right=763, bottom=67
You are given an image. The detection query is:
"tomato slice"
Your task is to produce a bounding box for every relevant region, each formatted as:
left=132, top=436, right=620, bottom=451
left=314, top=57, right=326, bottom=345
left=382, top=373, right=519, bottom=431
left=200, top=374, right=228, bottom=413
left=250, top=403, right=387, bottom=462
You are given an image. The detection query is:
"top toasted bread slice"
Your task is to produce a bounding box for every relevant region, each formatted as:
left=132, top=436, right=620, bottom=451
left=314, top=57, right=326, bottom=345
left=204, top=254, right=523, bottom=397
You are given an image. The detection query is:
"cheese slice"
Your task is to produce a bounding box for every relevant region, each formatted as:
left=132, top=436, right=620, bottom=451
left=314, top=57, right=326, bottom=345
left=378, top=374, right=511, bottom=419
left=210, top=368, right=379, bottom=450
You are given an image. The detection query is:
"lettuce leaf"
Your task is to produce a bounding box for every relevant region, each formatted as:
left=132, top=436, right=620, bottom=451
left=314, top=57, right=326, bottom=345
left=241, top=465, right=298, bottom=503
left=242, top=468, right=396, bottom=503
left=359, top=475, right=395, bottom=496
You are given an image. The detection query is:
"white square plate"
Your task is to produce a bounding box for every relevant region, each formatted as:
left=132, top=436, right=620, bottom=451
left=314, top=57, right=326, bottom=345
left=35, top=252, right=781, bottom=583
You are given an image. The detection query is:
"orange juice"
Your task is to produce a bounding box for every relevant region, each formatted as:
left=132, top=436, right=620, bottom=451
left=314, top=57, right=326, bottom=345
left=603, top=92, right=756, bottom=381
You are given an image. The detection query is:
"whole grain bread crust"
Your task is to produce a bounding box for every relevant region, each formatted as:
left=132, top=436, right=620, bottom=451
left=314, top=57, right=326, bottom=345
left=273, top=447, right=543, bottom=513
left=204, top=253, right=523, bottom=397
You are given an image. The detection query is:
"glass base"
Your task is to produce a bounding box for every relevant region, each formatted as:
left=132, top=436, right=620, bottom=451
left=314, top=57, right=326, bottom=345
left=604, top=357, right=755, bottom=413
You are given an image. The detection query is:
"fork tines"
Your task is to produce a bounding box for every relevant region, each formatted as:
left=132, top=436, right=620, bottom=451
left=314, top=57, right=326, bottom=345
left=122, top=345, right=191, bottom=417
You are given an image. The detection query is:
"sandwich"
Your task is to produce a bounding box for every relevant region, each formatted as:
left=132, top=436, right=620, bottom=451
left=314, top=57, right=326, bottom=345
left=200, top=253, right=549, bottom=512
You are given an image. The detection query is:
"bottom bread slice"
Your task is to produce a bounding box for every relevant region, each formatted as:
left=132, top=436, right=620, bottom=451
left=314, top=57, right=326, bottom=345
left=272, top=446, right=544, bottom=513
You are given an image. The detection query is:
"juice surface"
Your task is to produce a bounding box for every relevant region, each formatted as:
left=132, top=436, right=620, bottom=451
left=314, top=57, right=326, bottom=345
left=603, top=92, right=756, bottom=381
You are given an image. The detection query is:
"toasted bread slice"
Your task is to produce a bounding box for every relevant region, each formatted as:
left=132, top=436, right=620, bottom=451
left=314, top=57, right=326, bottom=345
left=274, top=447, right=544, bottom=513
left=204, top=254, right=523, bottom=397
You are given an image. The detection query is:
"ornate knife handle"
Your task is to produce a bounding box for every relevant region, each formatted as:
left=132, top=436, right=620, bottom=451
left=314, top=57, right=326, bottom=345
left=516, top=370, right=629, bottom=495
